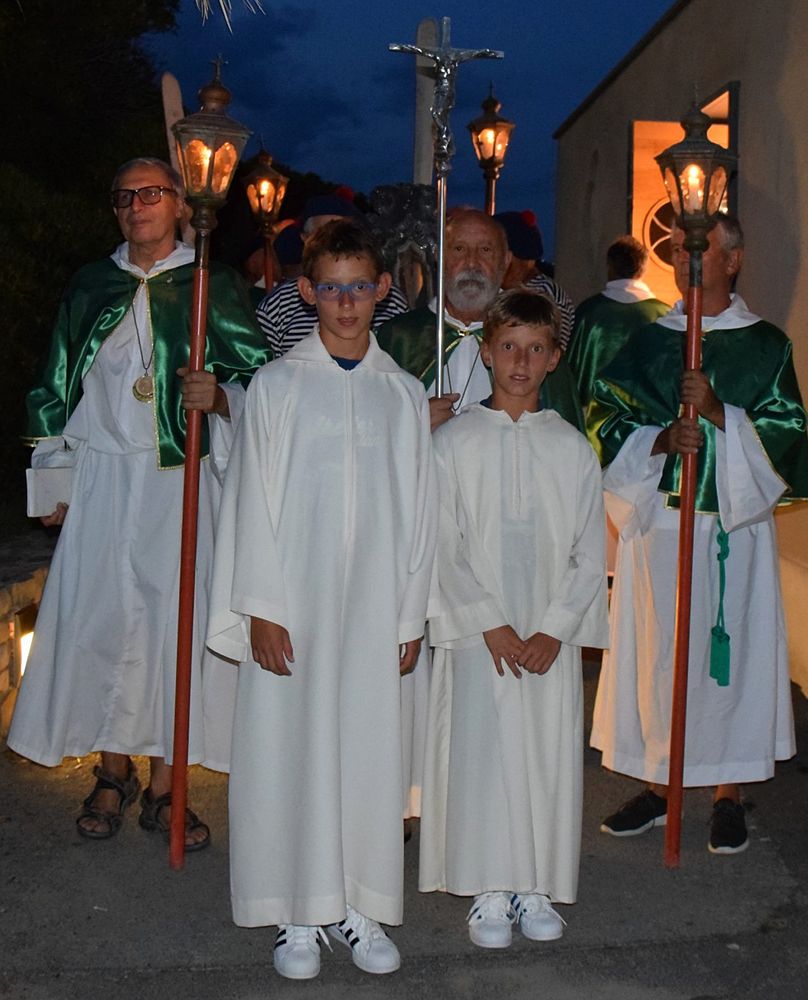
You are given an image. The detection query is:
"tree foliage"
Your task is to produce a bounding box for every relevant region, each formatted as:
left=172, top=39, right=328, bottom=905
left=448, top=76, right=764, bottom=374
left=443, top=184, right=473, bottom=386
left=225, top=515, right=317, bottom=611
left=0, top=0, right=179, bottom=526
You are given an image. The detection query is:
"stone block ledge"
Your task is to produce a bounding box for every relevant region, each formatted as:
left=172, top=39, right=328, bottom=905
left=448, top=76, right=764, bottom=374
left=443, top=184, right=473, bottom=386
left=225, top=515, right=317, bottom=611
left=0, top=527, right=56, bottom=737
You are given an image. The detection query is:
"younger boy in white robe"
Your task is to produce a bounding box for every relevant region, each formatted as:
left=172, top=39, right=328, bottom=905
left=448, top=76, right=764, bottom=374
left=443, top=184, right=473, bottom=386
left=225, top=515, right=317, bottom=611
left=419, top=289, right=609, bottom=948
left=207, top=219, right=437, bottom=981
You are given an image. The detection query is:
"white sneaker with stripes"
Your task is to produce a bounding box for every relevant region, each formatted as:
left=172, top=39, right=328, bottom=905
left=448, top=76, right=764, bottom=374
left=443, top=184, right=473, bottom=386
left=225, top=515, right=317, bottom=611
left=273, top=924, right=330, bottom=980
left=467, top=892, right=517, bottom=948
left=328, top=904, right=401, bottom=974
left=512, top=893, right=566, bottom=941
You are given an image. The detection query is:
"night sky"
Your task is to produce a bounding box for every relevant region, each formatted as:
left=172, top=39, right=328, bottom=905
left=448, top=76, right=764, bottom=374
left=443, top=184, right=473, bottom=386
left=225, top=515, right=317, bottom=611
left=146, top=0, right=674, bottom=255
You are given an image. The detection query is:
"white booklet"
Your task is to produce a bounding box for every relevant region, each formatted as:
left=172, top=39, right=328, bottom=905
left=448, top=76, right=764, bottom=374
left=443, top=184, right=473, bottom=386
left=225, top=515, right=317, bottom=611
left=26, top=467, right=73, bottom=518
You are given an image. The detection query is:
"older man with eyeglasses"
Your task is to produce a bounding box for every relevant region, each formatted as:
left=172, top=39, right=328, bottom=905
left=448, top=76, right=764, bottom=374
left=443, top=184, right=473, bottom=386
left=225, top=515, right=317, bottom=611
left=8, top=157, right=268, bottom=852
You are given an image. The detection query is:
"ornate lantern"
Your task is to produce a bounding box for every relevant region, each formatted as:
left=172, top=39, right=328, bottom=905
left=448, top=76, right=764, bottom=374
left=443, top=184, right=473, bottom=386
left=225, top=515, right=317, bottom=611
left=243, top=149, right=289, bottom=290
left=467, top=87, right=515, bottom=215
left=171, top=59, right=251, bottom=233
left=655, top=104, right=737, bottom=253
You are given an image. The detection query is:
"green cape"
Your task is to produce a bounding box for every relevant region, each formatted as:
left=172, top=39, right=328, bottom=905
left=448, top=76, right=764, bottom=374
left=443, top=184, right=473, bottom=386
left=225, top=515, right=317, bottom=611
left=25, top=257, right=270, bottom=468
left=376, top=306, right=584, bottom=432
left=567, top=293, right=669, bottom=408
left=589, top=319, right=808, bottom=512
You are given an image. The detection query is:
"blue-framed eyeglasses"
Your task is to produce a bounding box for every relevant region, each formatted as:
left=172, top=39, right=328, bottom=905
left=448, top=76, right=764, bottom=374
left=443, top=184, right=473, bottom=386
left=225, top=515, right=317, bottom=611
left=314, top=281, right=378, bottom=302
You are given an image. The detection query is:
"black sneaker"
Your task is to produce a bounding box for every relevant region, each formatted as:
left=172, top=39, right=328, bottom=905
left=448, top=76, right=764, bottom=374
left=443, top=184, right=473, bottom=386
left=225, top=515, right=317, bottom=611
left=708, top=798, right=748, bottom=855
left=600, top=790, right=668, bottom=836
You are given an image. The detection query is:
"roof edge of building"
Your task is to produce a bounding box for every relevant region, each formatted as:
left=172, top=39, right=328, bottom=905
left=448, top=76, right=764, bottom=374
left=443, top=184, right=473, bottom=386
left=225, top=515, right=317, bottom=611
left=552, top=0, right=694, bottom=139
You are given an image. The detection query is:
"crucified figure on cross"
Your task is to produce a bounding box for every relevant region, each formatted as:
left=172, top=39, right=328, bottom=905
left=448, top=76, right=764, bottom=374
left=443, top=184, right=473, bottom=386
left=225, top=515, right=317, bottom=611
left=390, top=17, right=503, bottom=396
left=390, top=17, right=503, bottom=174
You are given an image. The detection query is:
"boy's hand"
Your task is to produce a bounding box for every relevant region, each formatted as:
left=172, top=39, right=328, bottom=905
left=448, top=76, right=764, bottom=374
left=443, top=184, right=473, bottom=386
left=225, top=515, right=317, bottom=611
left=652, top=416, right=703, bottom=456
left=40, top=501, right=68, bottom=527
left=680, top=370, right=724, bottom=429
left=429, top=393, right=460, bottom=433
left=520, top=632, right=561, bottom=675
left=483, top=625, right=523, bottom=678
left=400, top=638, right=422, bottom=675
left=250, top=617, right=294, bottom=676
left=177, top=367, right=229, bottom=417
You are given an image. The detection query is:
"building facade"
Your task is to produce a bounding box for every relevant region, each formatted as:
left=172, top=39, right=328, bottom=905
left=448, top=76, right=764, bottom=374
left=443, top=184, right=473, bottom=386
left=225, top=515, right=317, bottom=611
left=554, top=0, right=808, bottom=690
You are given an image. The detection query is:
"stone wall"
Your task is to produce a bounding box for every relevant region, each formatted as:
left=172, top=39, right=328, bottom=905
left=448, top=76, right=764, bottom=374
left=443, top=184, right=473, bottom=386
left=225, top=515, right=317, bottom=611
left=0, top=532, right=56, bottom=737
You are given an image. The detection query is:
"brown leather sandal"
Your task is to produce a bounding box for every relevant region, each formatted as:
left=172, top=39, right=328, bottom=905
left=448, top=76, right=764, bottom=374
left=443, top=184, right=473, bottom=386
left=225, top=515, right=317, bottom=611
left=76, top=762, right=140, bottom=840
left=138, top=788, right=211, bottom=852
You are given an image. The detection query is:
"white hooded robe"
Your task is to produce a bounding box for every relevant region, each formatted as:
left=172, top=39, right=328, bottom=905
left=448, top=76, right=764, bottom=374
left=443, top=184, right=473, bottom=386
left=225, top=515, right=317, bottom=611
left=207, top=332, right=437, bottom=928
left=419, top=405, right=609, bottom=903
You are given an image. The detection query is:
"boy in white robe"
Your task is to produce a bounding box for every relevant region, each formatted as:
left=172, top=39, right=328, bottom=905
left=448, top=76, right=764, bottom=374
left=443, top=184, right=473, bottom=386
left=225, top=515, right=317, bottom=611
left=207, top=220, right=436, bottom=981
left=420, top=289, right=609, bottom=949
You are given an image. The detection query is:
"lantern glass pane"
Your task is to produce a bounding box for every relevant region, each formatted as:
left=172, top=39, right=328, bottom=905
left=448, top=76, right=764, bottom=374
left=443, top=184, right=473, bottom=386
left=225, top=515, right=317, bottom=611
left=707, top=165, right=728, bottom=215
left=212, top=142, right=238, bottom=195
left=678, top=162, right=706, bottom=216
left=262, top=179, right=276, bottom=213
left=246, top=182, right=260, bottom=215
left=183, top=138, right=214, bottom=194
left=663, top=167, right=682, bottom=216
left=479, top=127, right=497, bottom=161
left=494, top=127, right=510, bottom=160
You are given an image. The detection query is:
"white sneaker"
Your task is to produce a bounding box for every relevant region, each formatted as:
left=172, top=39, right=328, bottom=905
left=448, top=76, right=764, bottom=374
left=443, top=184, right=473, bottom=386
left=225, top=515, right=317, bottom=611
left=273, top=924, right=330, bottom=980
left=512, top=893, right=566, bottom=941
left=328, top=904, right=401, bottom=974
left=467, top=892, right=516, bottom=949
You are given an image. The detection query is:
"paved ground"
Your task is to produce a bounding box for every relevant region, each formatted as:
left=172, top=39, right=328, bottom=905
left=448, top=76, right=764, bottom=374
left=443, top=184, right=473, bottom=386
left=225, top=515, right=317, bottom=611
left=2, top=660, right=807, bottom=999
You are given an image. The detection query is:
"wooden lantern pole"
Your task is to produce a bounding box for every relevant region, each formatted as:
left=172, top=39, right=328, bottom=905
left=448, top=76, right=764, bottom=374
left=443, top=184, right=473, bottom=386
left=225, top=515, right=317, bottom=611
left=169, top=60, right=251, bottom=869
left=654, top=104, right=737, bottom=868
left=664, top=247, right=703, bottom=868
left=262, top=235, right=275, bottom=293
left=169, top=222, right=213, bottom=871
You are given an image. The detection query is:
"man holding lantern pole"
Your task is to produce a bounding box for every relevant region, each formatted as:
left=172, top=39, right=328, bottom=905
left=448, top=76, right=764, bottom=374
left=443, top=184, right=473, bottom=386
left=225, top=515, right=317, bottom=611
left=8, top=157, right=267, bottom=850
left=589, top=215, right=808, bottom=855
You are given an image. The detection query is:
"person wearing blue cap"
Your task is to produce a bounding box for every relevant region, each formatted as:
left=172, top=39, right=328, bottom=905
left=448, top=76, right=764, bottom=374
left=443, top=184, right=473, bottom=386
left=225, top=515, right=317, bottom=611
left=495, top=211, right=575, bottom=350
left=256, top=192, right=408, bottom=355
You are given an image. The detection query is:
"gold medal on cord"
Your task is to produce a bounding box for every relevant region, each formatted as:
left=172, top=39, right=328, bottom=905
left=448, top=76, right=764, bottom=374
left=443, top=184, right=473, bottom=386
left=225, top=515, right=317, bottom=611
left=131, top=292, right=154, bottom=403
left=132, top=374, right=154, bottom=402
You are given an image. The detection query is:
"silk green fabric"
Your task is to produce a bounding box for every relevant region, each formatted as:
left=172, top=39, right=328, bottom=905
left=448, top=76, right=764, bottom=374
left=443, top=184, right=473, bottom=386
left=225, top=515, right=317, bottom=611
left=589, top=320, right=808, bottom=512
left=567, top=294, right=669, bottom=408
left=25, top=257, right=270, bottom=468
left=376, top=306, right=585, bottom=433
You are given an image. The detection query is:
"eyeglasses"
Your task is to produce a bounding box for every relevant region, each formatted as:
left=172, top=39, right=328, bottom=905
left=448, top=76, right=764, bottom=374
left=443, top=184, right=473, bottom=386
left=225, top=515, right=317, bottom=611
left=110, top=186, right=177, bottom=209
left=313, top=281, right=378, bottom=302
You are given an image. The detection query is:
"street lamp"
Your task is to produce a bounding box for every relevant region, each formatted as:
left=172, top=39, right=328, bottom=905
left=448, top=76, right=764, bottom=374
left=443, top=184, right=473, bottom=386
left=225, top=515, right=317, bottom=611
left=169, top=60, right=251, bottom=871
left=243, top=148, right=289, bottom=290
left=467, top=86, right=515, bottom=215
left=654, top=104, right=737, bottom=870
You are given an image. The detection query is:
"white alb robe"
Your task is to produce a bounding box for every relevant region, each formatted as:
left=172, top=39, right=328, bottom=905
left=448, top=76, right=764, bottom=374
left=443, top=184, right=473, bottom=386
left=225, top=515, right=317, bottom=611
left=419, top=405, right=609, bottom=903
left=400, top=312, right=490, bottom=818
left=8, top=244, right=244, bottom=767
left=601, top=277, right=659, bottom=304
left=590, top=408, right=796, bottom=785
left=207, top=332, right=436, bottom=928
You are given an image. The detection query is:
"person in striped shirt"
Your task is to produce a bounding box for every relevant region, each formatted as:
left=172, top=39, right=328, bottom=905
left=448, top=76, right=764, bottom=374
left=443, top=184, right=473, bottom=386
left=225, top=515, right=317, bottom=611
left=495, top=210, right=575, bottom=351
left=256, top=194, right=408, bottom=356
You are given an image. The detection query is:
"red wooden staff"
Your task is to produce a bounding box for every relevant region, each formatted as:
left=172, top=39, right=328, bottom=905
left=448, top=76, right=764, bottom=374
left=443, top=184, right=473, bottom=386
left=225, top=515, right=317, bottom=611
left=655, top=105, right=737, bottom=868
left=169, top=232, right=211, bottom=869
left=169, top=62, right=251, bottom=870
left=664, top=270, right=702, bottom=868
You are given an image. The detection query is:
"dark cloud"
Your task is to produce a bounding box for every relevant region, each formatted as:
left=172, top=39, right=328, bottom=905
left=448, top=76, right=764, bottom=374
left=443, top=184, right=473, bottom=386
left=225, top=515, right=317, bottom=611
left=148, top=0, right=674, bottom=255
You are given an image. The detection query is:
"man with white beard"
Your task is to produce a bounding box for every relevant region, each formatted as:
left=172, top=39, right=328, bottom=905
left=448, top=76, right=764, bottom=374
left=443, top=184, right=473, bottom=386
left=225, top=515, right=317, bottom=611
left=377, top=209, right=583, bottom=827
left=377, top=208, right=582, bottom=434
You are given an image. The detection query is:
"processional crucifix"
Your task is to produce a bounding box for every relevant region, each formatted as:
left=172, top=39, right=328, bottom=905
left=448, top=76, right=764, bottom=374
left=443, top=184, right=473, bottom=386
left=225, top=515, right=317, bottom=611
left=390, top=18, right=502, bottom=396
